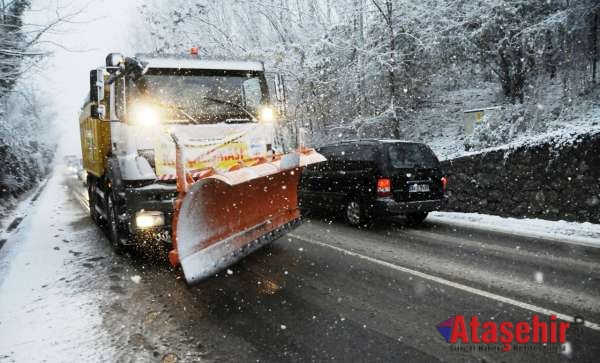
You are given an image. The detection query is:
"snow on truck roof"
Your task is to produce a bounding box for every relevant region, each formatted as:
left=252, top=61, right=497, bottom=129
left=138, top=56, right=264, bottom=72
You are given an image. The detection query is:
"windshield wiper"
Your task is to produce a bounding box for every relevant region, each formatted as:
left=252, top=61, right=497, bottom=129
left=171, top=106, right=199, bottom=124
left=154, top=100, right=200, bottom=124
left=201, top=96, right=257, bottom=122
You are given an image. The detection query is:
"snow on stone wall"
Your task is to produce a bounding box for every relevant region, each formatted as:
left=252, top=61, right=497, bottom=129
left=442, top=132, right=600, bottom=224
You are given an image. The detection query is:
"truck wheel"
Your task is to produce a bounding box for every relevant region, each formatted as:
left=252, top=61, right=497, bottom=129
left=406, top=212, right=428, bottom=226
left=88, top=179, right=100, bottom=224
left=106, top=193, right=127, bottom=253
left=344, top=199, right=370, bottom=228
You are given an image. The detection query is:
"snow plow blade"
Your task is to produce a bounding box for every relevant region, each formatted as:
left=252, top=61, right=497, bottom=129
left=173, top=151, right=324, bottom=284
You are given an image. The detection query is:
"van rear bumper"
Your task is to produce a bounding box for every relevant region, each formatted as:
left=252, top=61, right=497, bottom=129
left=373, top=197, right=446, bottom=215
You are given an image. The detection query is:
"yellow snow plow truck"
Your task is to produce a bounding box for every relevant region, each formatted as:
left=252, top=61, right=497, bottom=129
left=79, top=52, right=324, bottom=284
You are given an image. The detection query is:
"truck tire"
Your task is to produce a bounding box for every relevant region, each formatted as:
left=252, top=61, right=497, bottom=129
left=105, top=192, right=127, bottom=253
left=87, top=177, right=100, bottom=225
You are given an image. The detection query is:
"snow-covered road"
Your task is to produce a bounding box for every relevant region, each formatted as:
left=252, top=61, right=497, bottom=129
left=1, top=171, right=599, bottom=362
left=429, top=212, right=600, bottom=248
left=0, top=174, right=117, bottom=361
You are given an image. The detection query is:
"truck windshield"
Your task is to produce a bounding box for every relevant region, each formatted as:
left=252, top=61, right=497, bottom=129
left=128, top=69, right=267, bottom=123
left=387, top=143, right=439, bottom=169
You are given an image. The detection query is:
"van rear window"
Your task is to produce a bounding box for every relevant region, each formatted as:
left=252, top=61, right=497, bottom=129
left=387, top=143, right=439, bottom=169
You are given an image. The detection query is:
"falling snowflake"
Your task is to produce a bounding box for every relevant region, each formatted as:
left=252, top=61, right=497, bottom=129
left=534, top=271, right=544, bottom=284
left=562, top=341, right=572, bottom=358
left=130, top=275, right=141, bottom=284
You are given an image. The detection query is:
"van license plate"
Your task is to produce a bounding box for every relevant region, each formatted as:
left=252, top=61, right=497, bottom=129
left=409, top=184, right=430, bottom=193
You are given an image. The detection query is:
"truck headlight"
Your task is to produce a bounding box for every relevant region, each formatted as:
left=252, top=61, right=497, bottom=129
left=258, top=106, right=276, bottom=124
left=135, top=210, right=165, bottom=229
left=130, top=103, right=161, bottom=127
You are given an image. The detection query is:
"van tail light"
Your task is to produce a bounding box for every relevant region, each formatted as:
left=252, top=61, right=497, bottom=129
left=441, top=176, right=448, bottom=192
left=377, top=178, right=392, bottom=198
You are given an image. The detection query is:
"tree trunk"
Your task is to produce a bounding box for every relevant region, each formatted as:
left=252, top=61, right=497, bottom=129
left=1, top=0, right=6, bottom=24
left=384, top=0, right=400, bottom=138
left=353, top=0, right=366, bottom=117
left=591, top=10, right=598, bottom=84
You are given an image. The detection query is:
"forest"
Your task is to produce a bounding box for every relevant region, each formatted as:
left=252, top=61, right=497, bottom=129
left=136, top=0, right=600, bottom=152
left=0, top=0, right=55, bottom=206
left=1, top=0, right=600, bottom=205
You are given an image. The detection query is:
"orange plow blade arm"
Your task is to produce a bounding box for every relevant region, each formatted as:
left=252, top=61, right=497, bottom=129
left=172, top=151, right=325, bottom=284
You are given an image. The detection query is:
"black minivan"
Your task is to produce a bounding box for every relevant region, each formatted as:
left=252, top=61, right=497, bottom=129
left=299, top=139, right=447, bottom=226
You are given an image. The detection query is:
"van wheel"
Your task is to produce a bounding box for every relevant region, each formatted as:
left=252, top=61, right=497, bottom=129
left=406, top=212, right=428, bottom=226
left=345, top=199, right=369, bottom=227
left=106, top=193, right=127, bottom=253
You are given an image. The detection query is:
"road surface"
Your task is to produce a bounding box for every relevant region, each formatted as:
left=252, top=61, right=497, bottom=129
left=0, top=172, right=599, bottom=362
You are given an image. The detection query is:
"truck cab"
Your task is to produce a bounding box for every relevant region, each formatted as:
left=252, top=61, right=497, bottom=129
left=80, top=53, right=287, bottom=249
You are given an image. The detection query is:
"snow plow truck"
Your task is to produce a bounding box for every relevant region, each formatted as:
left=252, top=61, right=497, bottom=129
left=79, top=52, right=324, bottom=284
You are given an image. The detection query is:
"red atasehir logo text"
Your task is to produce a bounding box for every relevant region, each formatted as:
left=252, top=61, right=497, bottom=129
left=436, top=315, right=570, bottom=351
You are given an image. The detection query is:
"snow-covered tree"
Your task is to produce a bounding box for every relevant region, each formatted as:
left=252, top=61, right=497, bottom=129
left=134, top=0, right=600, bottom=149
left=0, top=0, right=61, bottom=202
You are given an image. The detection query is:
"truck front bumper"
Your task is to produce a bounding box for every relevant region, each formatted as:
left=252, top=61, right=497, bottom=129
left=121, top=184, right=177, bottom=237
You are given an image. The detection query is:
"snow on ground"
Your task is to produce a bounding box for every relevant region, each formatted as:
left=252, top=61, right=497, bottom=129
left=0, top=179, right=48, bottom=232
left=429, top=110, right=600, bottom=161
left=429, top=211, right=600, bottom=248
left=431, top=103, right=600, bottom=161
left=411, top=71, right=600, bottom=161
left=0, top=172, right=117, bottom=361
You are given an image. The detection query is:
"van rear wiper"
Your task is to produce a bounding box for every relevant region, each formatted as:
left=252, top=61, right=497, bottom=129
left=202, top=97, right=257, bottom=122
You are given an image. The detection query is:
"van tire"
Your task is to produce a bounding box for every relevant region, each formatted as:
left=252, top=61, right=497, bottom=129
left=344, top=199, right=370, bottom=228
left=406, top=212, right=428, bottom=226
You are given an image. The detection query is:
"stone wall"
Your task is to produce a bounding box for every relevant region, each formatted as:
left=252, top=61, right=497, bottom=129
left=441, top=132, right=600, bottom=223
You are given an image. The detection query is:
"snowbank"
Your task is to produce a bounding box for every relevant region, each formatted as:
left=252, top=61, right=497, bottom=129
left=429, top=212, right=600, bottom=248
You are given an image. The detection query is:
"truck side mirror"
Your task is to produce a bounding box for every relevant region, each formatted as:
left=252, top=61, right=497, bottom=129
left=90, top=69, right=105, bottom=103
left=90, top=68, right=106, bottom=119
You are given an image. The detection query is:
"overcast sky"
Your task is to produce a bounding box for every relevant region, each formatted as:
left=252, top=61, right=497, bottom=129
left=26, top=0, right=141, bottom=156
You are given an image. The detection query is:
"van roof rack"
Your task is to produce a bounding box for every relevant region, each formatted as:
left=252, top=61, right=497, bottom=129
left=318, top=138, right=415, bottom=147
